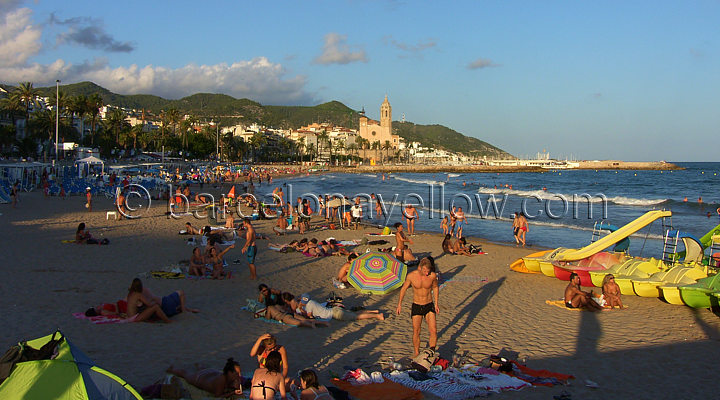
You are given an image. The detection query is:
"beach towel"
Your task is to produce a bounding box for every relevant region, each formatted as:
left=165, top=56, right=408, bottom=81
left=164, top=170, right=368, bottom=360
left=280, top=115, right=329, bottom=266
left=72, top=312, right=136, bottom=324
left=546, top=300, right=582, bottom=311
left=366, top=233, right=395, bottom=237
left=150, top=271, right=186, bottom=279
left=61, top=239, right=76, bottom=244
left=508, top=361, right=574, bottom=387
left=385, top=366, right=530, bottom=399
left=332, top=378, right=422, bottom=400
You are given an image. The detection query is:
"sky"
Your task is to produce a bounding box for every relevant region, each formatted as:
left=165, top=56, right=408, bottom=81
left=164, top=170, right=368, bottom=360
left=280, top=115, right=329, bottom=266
left=1, top=0, right=718, bottom=161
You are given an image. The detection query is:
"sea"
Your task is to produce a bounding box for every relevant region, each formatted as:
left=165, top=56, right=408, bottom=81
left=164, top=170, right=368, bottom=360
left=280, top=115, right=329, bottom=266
left=267, top=162, right=720, bottom=257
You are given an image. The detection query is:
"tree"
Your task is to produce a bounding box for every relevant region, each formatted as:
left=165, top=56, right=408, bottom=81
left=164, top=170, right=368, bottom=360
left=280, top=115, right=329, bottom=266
left=316, top=130, right=329, bottom=161
left=11, top=82, right=39, bottom=138
left=86, top=93, right=103, bottom=145
left=102, top=107, right=129, bottom=148
left=129, top=124, right=143, bottom=150
left=382, top=140, right=392, bottom=164
left=69, top=95, right=88, bottom=142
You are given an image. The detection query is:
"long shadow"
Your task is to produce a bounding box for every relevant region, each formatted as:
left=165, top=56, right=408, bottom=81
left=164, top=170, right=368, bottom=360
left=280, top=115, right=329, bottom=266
left=438, top=264, right=467, bottom=283
left=437, top=277, right=505, bottom=356
left=575, top=304, right=601, bottom=359
left=692, top=308, right=720, bottom=340
left=257, top=255, right=326, bottom=278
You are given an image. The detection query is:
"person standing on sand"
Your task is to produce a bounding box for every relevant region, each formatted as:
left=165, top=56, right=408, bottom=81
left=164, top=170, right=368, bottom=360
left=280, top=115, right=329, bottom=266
left=512, top=212, right=520, bottom=245
left=516, top=212, right=529, bottom=247
left=404, top=204, right=419, bottom=235
left=564, top=273, right=603, bottom=311
left=396, top=257, right=440, bottom=357
left=242, top=218, right=258, bottom=280
left=10, top=180, right=19, bottom=208
left=85, top=187, right=92, bottom=212
left=454, top=207, right=467, bottom=238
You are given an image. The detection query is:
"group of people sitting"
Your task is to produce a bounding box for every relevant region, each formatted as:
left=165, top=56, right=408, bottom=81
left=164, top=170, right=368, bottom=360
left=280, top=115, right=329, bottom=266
left=257, top=283, right=384, bottom=326
left=165, top=333, right=333, bottom=399
left=564, top=272, right=625, bottom=311
left=189, top=239, right=235, bottom=279
left=441, top=234, right=482, bottom=256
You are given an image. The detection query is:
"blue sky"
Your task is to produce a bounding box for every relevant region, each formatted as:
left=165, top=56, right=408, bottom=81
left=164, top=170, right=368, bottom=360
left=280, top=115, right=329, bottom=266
left=1, top=1, right=718, bottom=161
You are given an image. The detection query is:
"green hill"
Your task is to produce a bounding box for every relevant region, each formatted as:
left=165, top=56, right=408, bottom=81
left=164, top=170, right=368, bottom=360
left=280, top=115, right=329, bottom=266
left=26, top=81, right=511, bottom=156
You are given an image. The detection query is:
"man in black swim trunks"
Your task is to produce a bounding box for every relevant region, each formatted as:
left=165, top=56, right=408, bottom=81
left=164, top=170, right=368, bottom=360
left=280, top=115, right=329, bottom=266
left=396, top=257, right=440, bottom=357
left=564, top=272, right=602, bottom=311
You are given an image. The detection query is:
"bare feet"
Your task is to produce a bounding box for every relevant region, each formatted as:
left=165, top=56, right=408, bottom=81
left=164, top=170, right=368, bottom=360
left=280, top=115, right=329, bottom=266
left=376, top=313, right=385, bottom=321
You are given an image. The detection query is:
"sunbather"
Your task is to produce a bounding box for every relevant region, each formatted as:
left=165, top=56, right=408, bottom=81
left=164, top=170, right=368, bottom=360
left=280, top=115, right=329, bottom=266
left=126, top=278, right=172, bottom=323
left=75, top=223, right=109, bottom=245
left=451, top=237, right=477, bottom=256
left=564, top=273, right=603, bottom=311
left=206, top=244, right=235, bottom=279
left=182, top=222, right=202, bottom=235
left=336, top=253, right=359, bottom=285
left=602, top=274, right=624, bottom=309
left=299, top=369, right=332, bottom=400
left=264, top=300, right=328, bottom=328
left=295, top=293, right=384, bottom=321
left=258, top=284, right=283, bottom=306
left=249, top=351, right=286, bottom=400
left=189, top=247, right=207, bottom=276
left=167, top=358, right=244, bottom=397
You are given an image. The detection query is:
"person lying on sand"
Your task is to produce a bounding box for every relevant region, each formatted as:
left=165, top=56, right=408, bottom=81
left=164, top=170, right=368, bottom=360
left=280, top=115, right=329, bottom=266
left=264, top=299, right=328, bottom=328
left=181, top=222, right=203, bottom=235
left=139, top=281, right=199, bottom=316
left=293, top=293, right=384, bottom=322
left=564, top=273, right=603, bottom=311
left=167, top=358, right=244, bottom=398
left=336, top=253, right=359, bottom=285
left=602, top=274, right=625, bottom=309
left=322, top=239, right=351, bottom=256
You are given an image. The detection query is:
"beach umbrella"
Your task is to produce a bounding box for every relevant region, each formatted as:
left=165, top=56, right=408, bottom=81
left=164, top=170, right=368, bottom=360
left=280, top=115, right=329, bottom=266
left=326, top=197, right=352, bottom=208
left=0, top=330, right=142, bottom=400
left=348, top=251, right=407, bottom=294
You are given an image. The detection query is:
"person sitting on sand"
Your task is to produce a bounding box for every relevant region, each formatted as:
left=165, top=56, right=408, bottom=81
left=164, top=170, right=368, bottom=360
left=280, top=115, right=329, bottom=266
left=205, top=244, right=235, bottom=279
left=602, top=274, right=624, bottom=309
left=167, top=358, right=245, bottom=398
left=336, top=252, right=359, bottom=285
left=250, top=334, right=290, bottom=387
left=452, top=237, right=477, bottom=256
left=249, top=350, right=286, bottom=400
left=295, top=293, right=384, bottom=322
left=441, top=234, right=453, bottom=253
left=75, top=223, right=109, bottom=245
left=394, top=222, right=415, bottom=262
left=126, top=278, right=172, bottom=323
left=299, top=369, right=332, bottom=400
left=564, top=273, right=603, bottom=311
left=225, top=210, right=236, bottom=229
left=258, top=284, right=283, bottom=306
left=189, top=247, right=208, bottom=276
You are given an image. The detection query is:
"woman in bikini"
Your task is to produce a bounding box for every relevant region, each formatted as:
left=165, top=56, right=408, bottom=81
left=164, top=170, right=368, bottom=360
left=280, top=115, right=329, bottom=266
left=167, top=358, right=244, bottom=397
left=205, top=244, right=235, bottom=279
left=189, top=247, right=207, bottom=276
left=125, top=278, right=172, bottom=323
left=249, top=351, right=286, bottom=400
left=299, top=369, right=332, bottom=400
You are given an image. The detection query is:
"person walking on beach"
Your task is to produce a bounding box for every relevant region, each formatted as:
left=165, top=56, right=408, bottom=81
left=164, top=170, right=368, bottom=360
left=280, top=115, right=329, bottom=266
left=512, top=212, right=520, bottom=245
left=454, top=207, right=467, bottom=238
left=396, top=257, right=439, bottom=357
left=404, top=204, right=419, bottom=235
left=242, top=218, right=258, bottom=280
left=516, top=212, right=529, bottom=247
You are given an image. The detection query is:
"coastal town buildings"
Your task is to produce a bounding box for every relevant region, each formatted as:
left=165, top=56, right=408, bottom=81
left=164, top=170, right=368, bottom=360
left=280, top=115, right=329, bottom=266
left=358, top=95, right=400, bottom=149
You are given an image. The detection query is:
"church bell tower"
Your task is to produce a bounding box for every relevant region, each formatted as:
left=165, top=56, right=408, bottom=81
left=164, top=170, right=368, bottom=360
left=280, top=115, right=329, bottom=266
left=380, top=95, right=391, bottom=128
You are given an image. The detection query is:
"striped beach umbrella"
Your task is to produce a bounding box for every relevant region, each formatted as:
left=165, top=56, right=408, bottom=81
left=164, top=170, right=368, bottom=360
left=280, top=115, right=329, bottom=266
left=348, top=251, right=407, bottom=294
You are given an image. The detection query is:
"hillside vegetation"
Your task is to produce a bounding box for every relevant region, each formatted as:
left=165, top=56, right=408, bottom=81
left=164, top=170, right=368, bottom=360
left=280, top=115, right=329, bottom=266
left=29, top=81, right=512, bottom=156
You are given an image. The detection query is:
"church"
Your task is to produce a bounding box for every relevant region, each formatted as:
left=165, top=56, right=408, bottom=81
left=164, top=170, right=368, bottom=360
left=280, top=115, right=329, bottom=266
left=358, top=95, right=400, bottom=148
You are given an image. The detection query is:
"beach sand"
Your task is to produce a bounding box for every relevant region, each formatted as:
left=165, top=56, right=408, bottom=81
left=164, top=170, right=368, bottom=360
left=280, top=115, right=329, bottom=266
left=2, top=186, right=720, bottom=399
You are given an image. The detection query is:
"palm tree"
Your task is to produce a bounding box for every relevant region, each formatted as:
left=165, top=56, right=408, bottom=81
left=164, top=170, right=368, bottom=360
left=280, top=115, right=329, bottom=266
left=11, top=82, right=39, bottom=138
left=0, top=95, right=23, bottom=130
left=86, top=93, right=103, bottom=145
left=306, top=143, right=317, bottom=162
left=29, top=108, right=54, bottom=161
left=382, top=140, right=392, bottom=164
left=165, top=107, right=182, bottom=139
left=249, top=132, right=266, bottom=162
left=297, top=137, right=306, bottom=163
left=102, top=107, right=128, bottom=146
left=129, top=124, right=143, bottom=150
left=316, top=130, right=329, bottom=162
left=69, top=95, right=88, bottom=142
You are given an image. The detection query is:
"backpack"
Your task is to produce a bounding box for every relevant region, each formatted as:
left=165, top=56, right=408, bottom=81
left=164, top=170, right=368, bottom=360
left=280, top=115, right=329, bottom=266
left=410, top=348, right=438, bottom=373
left=0, top=331, right=65, bottom=384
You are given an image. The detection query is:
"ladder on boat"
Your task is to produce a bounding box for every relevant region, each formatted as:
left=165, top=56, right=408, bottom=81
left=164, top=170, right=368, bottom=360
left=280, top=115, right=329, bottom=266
left=661, top=229, right=680, bottom=265
left=590, top=221, right=611, bottom=243
left=709, top=235, right=720, bottom=268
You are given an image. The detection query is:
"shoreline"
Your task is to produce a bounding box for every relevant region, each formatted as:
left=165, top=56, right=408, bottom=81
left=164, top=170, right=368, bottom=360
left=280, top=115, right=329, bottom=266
left=329, top=160, right=682, bottom=174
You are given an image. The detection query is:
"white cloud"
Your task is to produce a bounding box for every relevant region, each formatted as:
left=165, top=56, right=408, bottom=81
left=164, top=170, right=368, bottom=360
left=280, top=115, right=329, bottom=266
left=383, top=35, right=436, bottom=58
left=314, top=33, right=367, bottom=65
left=467, top=58, right=499, bottom=70
left=0, top=57, right=314, bottom=104
left=0, top=7, right=41, bottom=67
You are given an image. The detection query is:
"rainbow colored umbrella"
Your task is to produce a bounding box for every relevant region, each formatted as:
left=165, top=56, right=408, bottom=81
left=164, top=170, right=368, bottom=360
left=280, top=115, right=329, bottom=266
left=348, top=251, right=407, bottom=294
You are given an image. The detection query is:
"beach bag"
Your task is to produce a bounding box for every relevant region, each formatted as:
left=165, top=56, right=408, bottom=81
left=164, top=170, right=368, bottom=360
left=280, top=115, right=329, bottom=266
left=0, top=331, right=64, bottom=384
left=326, top=292, right=344, bottom=308
left=410, top=348, right=438, bottom=373
left=382, top=226, right=391, bottom=235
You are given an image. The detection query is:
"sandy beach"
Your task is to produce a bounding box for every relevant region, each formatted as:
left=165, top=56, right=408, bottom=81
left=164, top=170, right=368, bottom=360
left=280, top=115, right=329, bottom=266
left=2, top=184, right=720, bottom=400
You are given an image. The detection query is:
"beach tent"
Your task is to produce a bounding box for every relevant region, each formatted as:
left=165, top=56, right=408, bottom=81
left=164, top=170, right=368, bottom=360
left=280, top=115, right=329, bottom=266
left=0, top=330, right=142, bottom=400
left=75, top=156, right=105, bottom=177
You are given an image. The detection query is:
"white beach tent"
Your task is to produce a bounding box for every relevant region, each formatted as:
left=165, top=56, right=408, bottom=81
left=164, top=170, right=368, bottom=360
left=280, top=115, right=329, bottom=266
left=75, top=156, right=105, bottom=177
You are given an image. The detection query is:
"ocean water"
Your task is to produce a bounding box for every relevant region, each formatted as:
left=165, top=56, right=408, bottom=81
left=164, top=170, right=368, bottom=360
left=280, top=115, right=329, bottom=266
left=267, top=162, right=720, bottom=257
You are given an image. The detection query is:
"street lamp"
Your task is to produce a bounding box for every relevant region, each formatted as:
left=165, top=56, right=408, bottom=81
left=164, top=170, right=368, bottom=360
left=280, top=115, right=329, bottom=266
left=216, top=121, right=219, bottom=162
left=55, top=80, right=60, bottom=164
